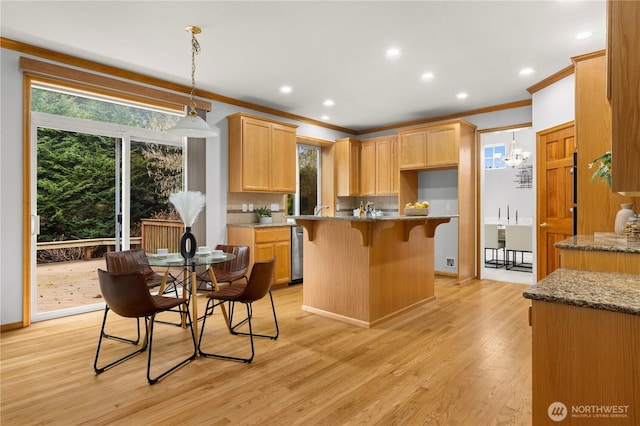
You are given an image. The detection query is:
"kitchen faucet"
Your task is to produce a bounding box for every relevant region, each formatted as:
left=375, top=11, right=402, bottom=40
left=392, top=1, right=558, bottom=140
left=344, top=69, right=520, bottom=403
left=314, top=205, right=329, bottom=216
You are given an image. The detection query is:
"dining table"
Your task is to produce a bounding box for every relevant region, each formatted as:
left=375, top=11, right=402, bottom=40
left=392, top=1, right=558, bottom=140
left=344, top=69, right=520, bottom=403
left=139, top=252, right=236, bottom=340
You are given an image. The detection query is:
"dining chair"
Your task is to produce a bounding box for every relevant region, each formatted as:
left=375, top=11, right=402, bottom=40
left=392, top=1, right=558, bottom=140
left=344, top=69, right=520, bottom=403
left=105, top=248, right=176, bottom=291
left=198, top=258, right=278, bottom=363
left=93, top=269, right=197, bottom=384
left=484, top=224, right=505, bottom=268
left=197, top=244, right=250, bottom=290
left=505, top=225, right=533, bottom=272
left=104, top=248, right=180, bottom=336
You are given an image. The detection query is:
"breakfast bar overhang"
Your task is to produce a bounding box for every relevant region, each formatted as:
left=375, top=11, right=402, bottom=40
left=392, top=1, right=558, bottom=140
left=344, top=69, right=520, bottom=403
left=293, top=215, right=455, bottom=328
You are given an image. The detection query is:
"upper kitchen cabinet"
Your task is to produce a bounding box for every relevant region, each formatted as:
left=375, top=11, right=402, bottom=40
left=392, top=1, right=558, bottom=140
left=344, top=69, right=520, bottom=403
left=398, top=121, right=473, bottom=170
left=360, top=135, right=399, bottom=196
left=608, top=0, right=640, bottom=195
left=335, top=137, right=360, bottom=196
left=228, top=113, right=298, bottom=193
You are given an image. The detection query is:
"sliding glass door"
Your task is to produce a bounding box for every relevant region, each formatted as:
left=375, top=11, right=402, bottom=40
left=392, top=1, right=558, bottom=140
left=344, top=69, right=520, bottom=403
left=30, top=111, right=183, bottom=321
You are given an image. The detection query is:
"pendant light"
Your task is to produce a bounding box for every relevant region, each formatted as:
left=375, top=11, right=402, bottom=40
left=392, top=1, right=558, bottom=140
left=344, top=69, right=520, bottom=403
left=502, top=132, right=531, bottom=168
left=167, top=26, right=219, bottom=138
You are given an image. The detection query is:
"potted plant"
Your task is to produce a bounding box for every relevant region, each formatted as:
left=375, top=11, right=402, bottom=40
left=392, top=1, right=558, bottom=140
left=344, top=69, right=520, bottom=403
left=256, top=206, right=273, bottom=224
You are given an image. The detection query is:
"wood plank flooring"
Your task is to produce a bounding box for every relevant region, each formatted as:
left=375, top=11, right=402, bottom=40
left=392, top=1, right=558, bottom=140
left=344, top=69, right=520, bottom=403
left=1, top=277, right=532, bottom=425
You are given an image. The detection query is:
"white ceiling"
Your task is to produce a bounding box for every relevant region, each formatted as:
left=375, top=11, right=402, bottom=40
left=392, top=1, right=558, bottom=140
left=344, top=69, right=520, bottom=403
left=1, top=1, right=606, bottom=132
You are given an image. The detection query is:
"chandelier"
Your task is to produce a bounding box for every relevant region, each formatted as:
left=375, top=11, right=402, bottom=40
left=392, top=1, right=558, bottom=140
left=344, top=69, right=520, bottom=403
left=501, top=132, right=531, bottom=168
left=167, top=26, right=219, bottom=138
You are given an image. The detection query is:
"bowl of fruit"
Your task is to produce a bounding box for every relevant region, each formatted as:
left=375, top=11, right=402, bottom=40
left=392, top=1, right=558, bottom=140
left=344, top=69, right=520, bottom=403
left=404, top=201, right=430, bottom=216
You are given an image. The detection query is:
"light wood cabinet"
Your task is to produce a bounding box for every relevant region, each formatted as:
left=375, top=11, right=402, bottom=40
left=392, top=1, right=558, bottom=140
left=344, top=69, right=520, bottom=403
left=531, top=300, right=640, bottom=425
left=228, top=113, right=297, bottom=193
left=398, top=129, right=427, bottom=169
left=573, top=51, right=638, bottom=235
left=397, top=120, right=476, bottom=284
left=335, top=137, right=360, bottom=196
left=398, top=124, right=458, bottom=170
left=608, top=0, right=640, bottom=195
left=227, top=225, right=291, bottom=288
left=359, top=136, right=398, bottom=196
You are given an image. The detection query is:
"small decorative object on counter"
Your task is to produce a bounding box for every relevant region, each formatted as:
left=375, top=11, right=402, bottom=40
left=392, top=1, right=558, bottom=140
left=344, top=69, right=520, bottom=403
left=614, top=203, right=634, bottom=235
left=256, top=205, right=273, bottom=224
left=404, top=201, right=430, bottom=216
left=359, top=201, right=365, bottom=217
left=169, top=191, right=206, bottom=259
left=625, top=214, right=640, bottom=243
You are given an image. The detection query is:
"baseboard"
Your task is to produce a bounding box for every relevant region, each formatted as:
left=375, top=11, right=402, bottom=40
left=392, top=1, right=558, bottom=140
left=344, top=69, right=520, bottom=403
left=1, top=321, right=24, bottom=332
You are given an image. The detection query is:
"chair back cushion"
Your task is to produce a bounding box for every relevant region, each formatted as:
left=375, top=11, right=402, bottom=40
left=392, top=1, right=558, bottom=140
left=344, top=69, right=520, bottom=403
left=210, top=245, right=250, bottom=283
left=484, top=224, right=504, bottom=249
left=97, top=269, right=157, bottom=318
left=505, top=225, right=533, bottom=252
left=242, top=258, right=276, bottom=302
left=105, top=248, right=156, bottom=283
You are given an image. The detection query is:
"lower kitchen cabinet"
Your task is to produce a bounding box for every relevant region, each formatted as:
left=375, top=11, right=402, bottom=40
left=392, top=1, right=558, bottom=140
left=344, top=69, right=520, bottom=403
left=227, top=225, right=292, bottom=287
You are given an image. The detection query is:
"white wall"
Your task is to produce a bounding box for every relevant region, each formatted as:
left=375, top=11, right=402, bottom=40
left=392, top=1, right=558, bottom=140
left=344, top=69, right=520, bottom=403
left=1, top=48, right=25, bottom=325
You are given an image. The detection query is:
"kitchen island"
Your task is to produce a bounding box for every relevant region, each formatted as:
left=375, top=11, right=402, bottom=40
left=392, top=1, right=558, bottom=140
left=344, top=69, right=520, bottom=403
left=292, top=215, right=454, bottom=328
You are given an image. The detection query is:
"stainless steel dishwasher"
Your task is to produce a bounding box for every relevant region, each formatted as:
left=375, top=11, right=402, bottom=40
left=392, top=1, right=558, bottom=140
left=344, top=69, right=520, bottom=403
left=290, top=226, right=303, bottom=284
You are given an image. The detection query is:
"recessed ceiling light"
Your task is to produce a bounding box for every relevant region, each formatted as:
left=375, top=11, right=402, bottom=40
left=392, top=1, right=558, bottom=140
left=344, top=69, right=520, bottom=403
left=321, top=115, right=330, bottom=121
left=385, top=47, right=401, bottom=59
left=519, top=67, right=534, bottom=76
left=421, top=72, right=434, bottom=80
left=576, top=31, right=593, bottom=40
left=280, top=85, right=292, bottom=94
left=456, top=92, right=468, bottom=99
left=323, top=99, right=335, bottom=107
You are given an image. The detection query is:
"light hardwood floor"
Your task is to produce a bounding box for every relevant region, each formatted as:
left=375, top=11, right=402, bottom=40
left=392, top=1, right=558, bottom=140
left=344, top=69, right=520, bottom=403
left=1, top=277, right=532, bottom=425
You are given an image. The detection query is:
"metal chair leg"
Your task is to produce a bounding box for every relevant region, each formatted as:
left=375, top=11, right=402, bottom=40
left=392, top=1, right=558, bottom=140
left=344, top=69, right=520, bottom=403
left=146, top=308, right=197, bottom=385
left=94, top=306, right=148, bottom=374
left=198, top=299, right=256, bottom=363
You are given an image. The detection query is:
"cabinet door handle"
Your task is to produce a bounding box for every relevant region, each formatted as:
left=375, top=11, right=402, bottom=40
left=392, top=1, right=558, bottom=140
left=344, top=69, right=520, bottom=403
left=539, top=222, right=548, bottom=228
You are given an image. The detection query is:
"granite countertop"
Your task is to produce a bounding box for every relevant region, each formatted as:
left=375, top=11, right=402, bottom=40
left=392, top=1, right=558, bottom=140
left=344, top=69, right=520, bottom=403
left=523, top=268, right=640, bottom=316
left=555, top=233, right=640, bottom=254
left=290, top=214, right=458, bottom=222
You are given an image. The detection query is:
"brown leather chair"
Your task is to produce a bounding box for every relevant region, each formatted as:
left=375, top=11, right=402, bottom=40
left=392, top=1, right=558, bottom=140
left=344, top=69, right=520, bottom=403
left=104, top=248, right=180, bottom=338
left=105, top=248, right=173, bottom=290
left=197, top=245, right=250, bottom=289
left=93, top=269, right=196, bottom=384
left=198, top=258, right=278, bottom=363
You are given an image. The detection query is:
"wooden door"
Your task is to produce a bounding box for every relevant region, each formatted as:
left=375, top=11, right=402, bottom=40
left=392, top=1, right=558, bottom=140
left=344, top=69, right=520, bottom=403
left=536, top=123, right=575, bottom=279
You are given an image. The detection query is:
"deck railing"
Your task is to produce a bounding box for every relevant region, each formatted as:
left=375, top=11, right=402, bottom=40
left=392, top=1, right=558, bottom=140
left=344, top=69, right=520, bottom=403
left=37, top=237, right=142, bottom=260
left=140, top=219, right=184, bottom=254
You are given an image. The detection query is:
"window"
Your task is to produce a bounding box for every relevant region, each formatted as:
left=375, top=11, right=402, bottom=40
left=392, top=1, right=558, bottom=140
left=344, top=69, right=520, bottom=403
left=484, top=144, right=506, bottom=170
left=289, top=144, right=321, bottom=215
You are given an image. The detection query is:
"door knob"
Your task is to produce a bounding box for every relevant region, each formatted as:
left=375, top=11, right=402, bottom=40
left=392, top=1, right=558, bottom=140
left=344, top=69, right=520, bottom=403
left=539, top=222, right=548, bottom=228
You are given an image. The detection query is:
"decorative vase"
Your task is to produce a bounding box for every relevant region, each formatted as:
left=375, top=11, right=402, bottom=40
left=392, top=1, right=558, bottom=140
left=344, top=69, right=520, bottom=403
left=614, top=204, right=635, bottom=235
left=179, top=226, right=197, bottom=259
left=259, top=216, right=273, bottom=224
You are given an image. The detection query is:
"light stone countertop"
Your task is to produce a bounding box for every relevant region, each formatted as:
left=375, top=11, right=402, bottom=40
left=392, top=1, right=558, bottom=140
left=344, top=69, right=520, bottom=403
left=523, top=268, right=640, bottom=316
left=555, top=233, right=640, bottom=254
